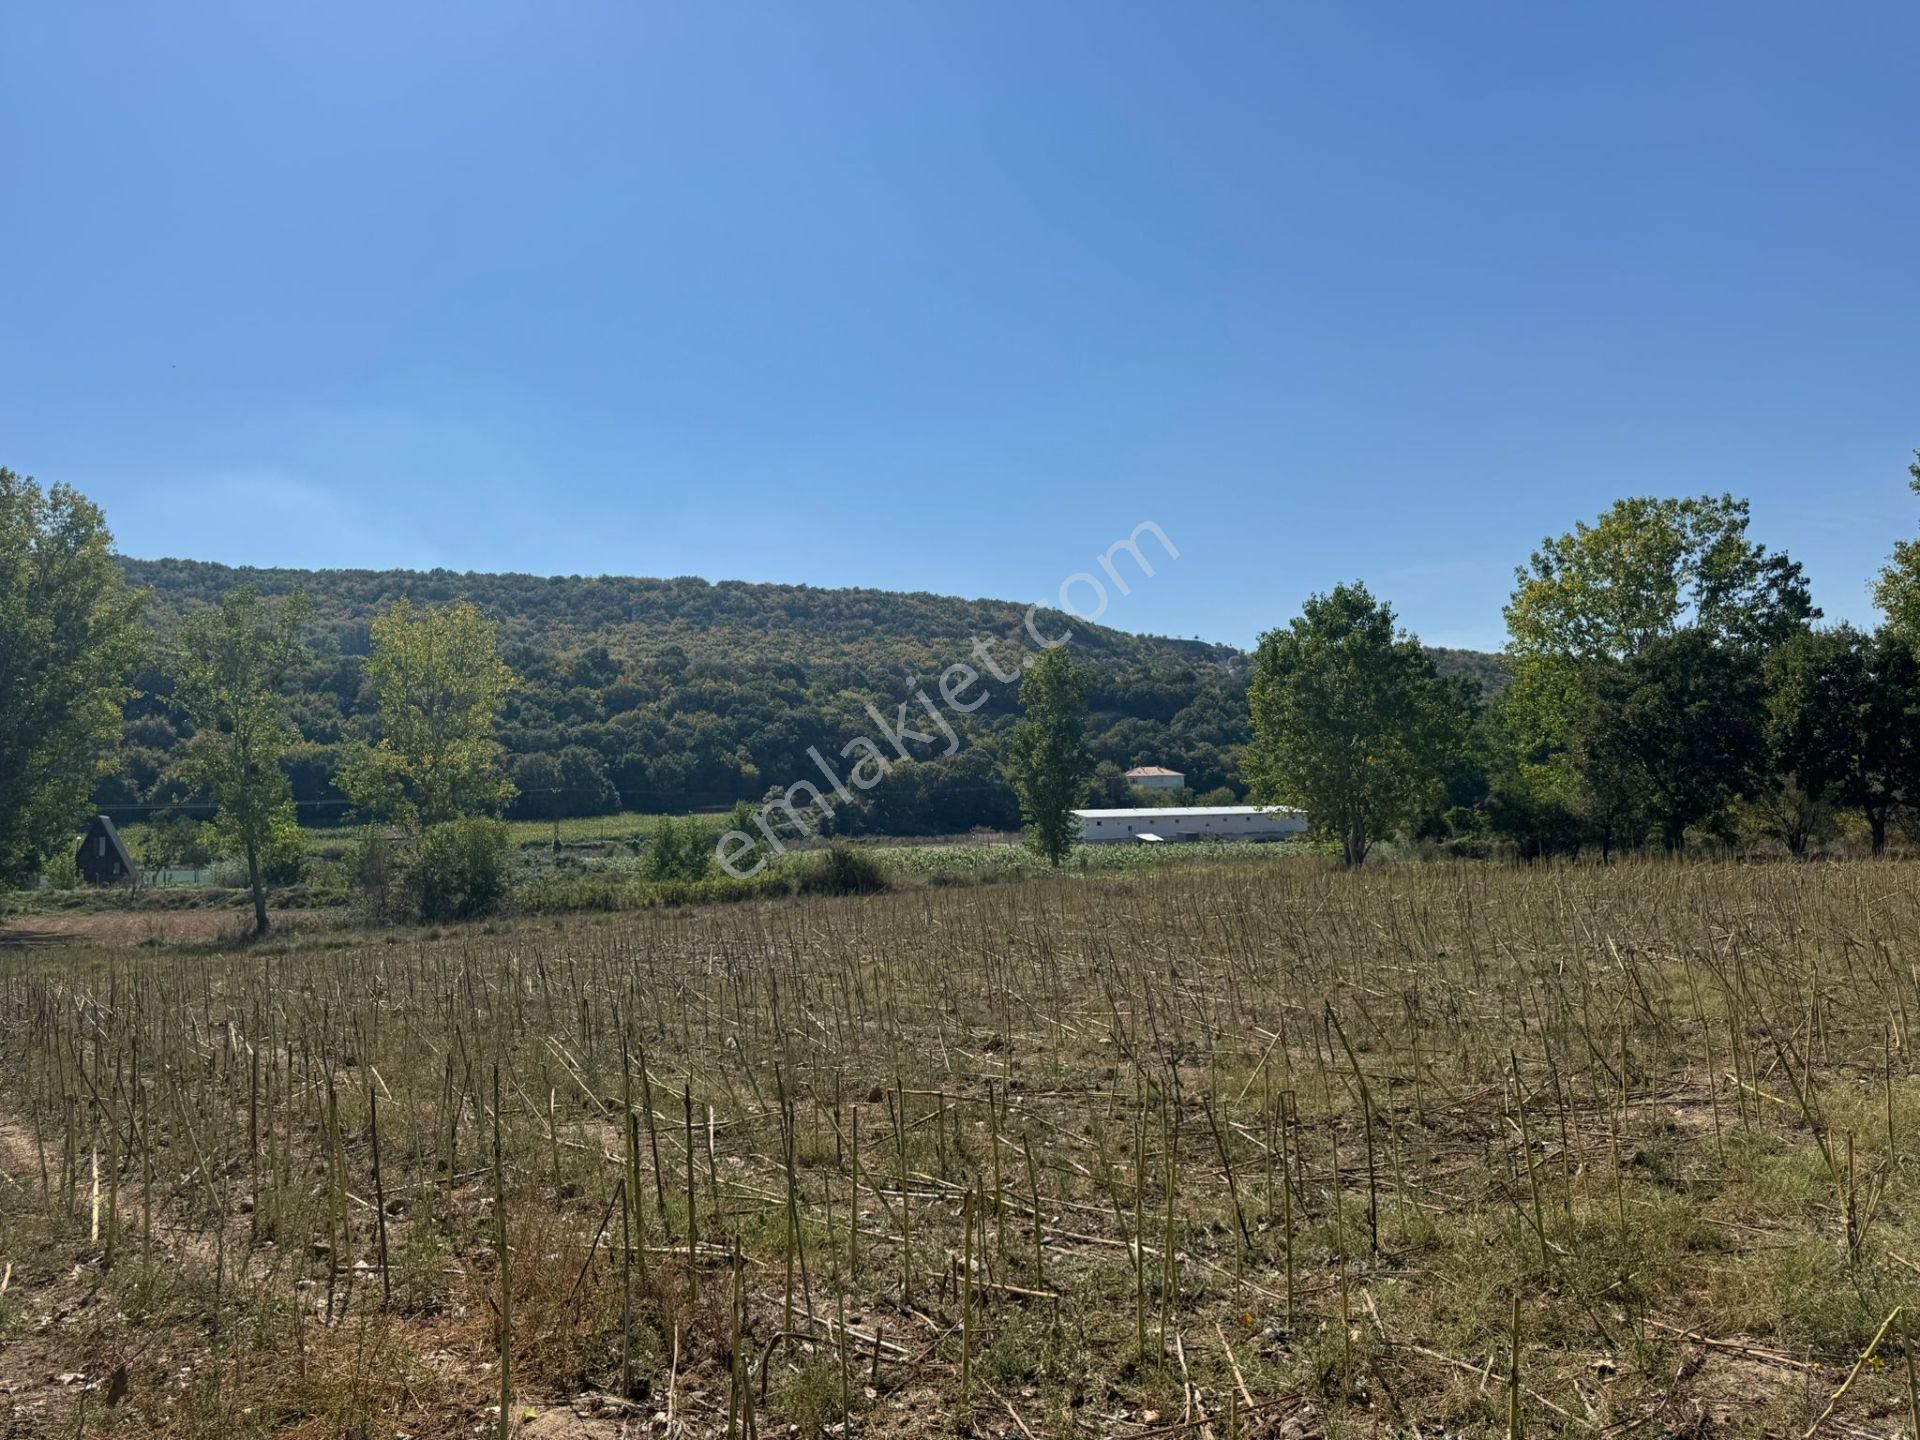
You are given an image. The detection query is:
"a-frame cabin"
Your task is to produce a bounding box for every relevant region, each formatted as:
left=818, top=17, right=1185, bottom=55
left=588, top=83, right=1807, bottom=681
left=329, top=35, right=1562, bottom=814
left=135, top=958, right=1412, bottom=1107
left=76, top=814, right=137, bottom=886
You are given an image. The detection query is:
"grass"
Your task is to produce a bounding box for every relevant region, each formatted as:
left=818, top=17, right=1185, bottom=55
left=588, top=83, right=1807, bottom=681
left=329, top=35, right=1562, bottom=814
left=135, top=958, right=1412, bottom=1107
left=14, top=831, right=1313, bottom=924
left=6, top=855, right=1920, bottom=1437
left=116, top=808, right=732, bottom=858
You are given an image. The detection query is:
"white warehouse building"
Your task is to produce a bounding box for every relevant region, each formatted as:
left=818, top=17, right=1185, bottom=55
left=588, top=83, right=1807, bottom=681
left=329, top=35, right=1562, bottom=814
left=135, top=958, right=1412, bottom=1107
left=1074, top=805, right=1308, bottom=845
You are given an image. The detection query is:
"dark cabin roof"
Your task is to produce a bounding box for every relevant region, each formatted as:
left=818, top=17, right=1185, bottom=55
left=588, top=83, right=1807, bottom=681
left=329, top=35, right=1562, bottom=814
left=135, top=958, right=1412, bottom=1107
left=77, top=814, right=138, bottom=882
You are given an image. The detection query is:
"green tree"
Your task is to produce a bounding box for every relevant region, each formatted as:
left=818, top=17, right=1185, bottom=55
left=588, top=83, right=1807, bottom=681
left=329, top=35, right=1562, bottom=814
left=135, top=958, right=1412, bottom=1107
left=340, top=599, right=517, bottom=828
left=1506, top=493, right=1814, bottom=663
left=1501, top=495, right=1812, bottom=853
left=0, top=470, right=145, bottom=888
left=1088, top=760, right=1132, bottom=807
left=171, top=587, right=312, bottom=936
left=1003, top=647, right=1093, bottom=864
left=1482, top=666, right=1589, bottom=859
left=1246, top=583, right=1466, bottom=867
left=508, top=746, right=620, bottom=823
left=1873, top=452, right=1920, bottom=641
left=1578, top=632, right=1764, bottom=853
left=1764, top=625, right=1919, bottom=855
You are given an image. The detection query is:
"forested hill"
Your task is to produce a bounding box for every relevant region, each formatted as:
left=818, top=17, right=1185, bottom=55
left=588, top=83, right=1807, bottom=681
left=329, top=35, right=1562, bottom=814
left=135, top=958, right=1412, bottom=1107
left=107, top=557, right=1503, bottom=833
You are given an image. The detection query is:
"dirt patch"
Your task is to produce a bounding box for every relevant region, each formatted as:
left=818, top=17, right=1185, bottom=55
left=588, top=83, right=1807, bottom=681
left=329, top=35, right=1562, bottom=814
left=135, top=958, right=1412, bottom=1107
left=516, top=1404, right=631, bottom=1439
left=2, top=910, right=331, bottom=947
left=0, top=1119, right=42, bottom=1181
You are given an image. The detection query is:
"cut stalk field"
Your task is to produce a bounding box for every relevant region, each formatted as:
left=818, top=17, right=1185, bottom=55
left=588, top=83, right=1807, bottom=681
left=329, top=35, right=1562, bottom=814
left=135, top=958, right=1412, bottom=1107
left=4, top=857, right=1920, bottom=1437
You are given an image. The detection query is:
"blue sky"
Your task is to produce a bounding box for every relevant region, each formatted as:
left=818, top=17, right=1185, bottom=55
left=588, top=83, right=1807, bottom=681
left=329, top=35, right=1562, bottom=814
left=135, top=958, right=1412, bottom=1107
left=3, top=3, right=1915, bottom=650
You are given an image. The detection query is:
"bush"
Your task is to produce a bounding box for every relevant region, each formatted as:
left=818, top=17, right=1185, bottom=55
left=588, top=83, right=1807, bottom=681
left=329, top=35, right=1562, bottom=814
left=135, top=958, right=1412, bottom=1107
left=259, top=816, right=309, bottom=886
left=39, top=849, right=81, bottom=892
left=405, top=818, right=513, bottom=922
left=718, top=801, right=773, bottom=877
left=646, top=817, right=714, bottom=883
left=795, top=843, right=888, bottom=896
left=357, top=818, right=514, bottom=923
left=352, top=830, right=398, bottom=916
left=139, top=814, right=217, bottom=869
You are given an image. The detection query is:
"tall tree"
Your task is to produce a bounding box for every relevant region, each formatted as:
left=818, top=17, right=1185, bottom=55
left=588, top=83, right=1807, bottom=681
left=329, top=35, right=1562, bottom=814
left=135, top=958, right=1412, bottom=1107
left=1500, top=494, right=1813, bottom=853
left=1506, top=493, right=1814, bottom=663
left=1246, top=583, right=1467, bottom=867
left=172, top=587, right=311, bottom=936
left=340, top=600, right=517, bottom=829
left=0, top=470, right=145, bottom=888
left=1578, top=632, right=1764, bottom=852
left=1003, top=646, right=1093, bottom=865
left=1874, top=451, right=1920, bottom=642
left=1482, top=686, right=1589, bottom=860
left=1765, top=625, right=1920, bottom=856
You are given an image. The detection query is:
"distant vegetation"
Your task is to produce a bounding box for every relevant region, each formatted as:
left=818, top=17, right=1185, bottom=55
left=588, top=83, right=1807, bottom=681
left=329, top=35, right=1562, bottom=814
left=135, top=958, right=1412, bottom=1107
left=13, top=454, right=1920, bottom=927
left=107, top=555, right=1500, bottom=839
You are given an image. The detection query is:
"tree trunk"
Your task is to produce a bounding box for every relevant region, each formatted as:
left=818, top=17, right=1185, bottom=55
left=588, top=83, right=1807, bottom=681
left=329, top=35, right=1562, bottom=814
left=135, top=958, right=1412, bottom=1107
left=1344, top=825, right=1367, bottom=869
left=1870, top=810, right=1888, bottom=858
left=245, top=836, right=270, bottom=938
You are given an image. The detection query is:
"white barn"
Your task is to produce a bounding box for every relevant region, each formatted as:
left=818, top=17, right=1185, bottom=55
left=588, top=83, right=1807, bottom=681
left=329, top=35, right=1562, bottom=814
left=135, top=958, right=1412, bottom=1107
left=1074, top=805, right=1307, bottom=845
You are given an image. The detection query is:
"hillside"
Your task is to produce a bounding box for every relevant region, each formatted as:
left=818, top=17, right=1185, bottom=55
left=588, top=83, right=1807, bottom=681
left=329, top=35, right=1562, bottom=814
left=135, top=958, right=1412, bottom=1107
left=106, top=557, right=1503, bottom=835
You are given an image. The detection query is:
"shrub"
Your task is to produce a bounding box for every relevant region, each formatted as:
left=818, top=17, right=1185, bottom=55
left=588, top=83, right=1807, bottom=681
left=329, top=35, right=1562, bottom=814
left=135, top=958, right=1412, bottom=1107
left=259, top=815, right=309, bottom=886
left=795, top=843, right=888, bottom=896
left=646, top=816, right=714, bottom=882
left=39, top=848, right=81, bottom=891
left=357, top=818, right=514, bottom=923
left=404, top=818, right=513, bottom=922
left=139, top=814, right=217, bottom=869
left=718, top=800, right=773, bottom=877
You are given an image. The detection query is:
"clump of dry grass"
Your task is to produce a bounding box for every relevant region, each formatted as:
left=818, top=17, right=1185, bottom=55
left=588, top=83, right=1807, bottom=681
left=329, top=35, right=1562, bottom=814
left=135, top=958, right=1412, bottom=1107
left=6, top=855, right=1920, bottom=1437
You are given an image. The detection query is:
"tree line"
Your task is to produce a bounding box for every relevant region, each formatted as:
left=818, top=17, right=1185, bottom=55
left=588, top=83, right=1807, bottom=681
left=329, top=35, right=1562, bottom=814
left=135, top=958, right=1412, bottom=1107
left=110, top=555, right=1258, bottom=831
left=1, top=466, right=523, bottom=934
left=1004, top=465, right=1920, bottom=868
left=65, top=517, right=1503, bottom=844
left=10, top=460, right=1920, bottom=908
left=1243, top=479, right=1920, bottom=865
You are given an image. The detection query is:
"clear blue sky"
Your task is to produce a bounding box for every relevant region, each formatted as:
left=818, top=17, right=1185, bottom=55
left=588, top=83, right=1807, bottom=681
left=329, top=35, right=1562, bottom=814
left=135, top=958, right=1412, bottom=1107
left=3, top=4, right=1915, bottom=651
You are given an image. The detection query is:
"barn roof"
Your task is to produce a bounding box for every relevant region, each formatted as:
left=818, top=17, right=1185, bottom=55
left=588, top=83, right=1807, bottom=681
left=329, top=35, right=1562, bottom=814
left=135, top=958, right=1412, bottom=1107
left=1124, top=766, right=1184, bottom=777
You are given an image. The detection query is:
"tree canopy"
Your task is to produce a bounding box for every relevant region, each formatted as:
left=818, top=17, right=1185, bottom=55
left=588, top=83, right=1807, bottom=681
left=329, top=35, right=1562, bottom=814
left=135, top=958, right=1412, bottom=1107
left=1873, top=452, right=1920, bottom=643
left=171, top=587, right=311, bottom=934
left=1764, top=626, right=1920, bottom=855
left=1494, top=494, right=1817, bottom=855
left=1246, top=583, right=1468, bottom=867
left=0, top=470, right=145, bottom=887
left=1003, top=647, right=1093, bottom=865
left=1505, top=493, right=1815, bottom=662
left=339, top=600, right=517, bottom=829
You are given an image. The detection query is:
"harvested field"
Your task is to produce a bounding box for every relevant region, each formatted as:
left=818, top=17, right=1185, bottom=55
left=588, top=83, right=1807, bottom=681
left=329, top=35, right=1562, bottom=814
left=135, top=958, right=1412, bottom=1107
left=1, top=909, right=336, bottom=949
left=4, top=858, right=1920, bottom=1437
